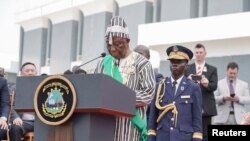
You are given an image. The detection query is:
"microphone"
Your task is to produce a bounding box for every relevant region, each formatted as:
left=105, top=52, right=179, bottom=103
left=72, top=52, right=106, bottom=73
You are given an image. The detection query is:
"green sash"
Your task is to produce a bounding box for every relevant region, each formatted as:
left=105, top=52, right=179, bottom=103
left=103, top=55, right=147, bottom=141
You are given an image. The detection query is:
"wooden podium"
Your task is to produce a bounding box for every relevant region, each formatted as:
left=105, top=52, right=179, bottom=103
left=15, top=74, right=136, bottom=141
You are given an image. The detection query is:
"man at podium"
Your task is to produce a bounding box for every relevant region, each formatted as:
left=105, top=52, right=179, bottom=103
left=95, top=16, right=155, bottom=141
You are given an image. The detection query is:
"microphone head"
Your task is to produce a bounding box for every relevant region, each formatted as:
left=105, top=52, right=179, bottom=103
left=101, top=52, right=106, bottom=57
left=72, top=65, right=79, bottom=73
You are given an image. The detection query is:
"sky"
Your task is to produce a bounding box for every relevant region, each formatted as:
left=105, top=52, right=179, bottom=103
left=0, top=0, right=19, bottom=72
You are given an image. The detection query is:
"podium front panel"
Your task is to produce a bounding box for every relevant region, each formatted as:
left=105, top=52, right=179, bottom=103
left=15, top=74, right=136, bottom=116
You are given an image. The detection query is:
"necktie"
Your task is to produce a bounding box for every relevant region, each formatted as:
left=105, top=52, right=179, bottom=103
left=197, top=66, right=202, bottom=75
left=229, top=80, right=235, bottom=108
left=172, top=81, right=177, bottom=95
left=229, top=80, right=235, bottom=95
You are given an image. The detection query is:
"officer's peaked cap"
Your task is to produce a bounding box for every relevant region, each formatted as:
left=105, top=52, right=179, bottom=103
left=166, top=45, right=193, bottom=61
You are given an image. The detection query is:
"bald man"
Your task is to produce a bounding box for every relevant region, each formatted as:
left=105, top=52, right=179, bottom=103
left=134, top=45, right=164, bottom=83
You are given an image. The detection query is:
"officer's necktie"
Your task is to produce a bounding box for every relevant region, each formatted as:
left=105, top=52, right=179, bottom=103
left=172, top=81, right=177, bottom=95
left=229, top=80, right=235, bottom=108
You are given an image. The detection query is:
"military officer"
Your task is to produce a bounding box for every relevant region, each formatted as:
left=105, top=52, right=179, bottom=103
left=147, top=45, right=203, bottom=141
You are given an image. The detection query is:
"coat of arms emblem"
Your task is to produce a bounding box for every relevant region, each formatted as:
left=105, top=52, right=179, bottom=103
left=34, top=75, right=76, bottom=125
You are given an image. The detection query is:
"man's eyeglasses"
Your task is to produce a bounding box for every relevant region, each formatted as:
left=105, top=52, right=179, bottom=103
left=108, top=43, right=124, bottom=49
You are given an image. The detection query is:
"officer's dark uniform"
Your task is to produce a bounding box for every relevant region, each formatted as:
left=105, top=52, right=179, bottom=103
left=147, top=45, right=203, bottom=141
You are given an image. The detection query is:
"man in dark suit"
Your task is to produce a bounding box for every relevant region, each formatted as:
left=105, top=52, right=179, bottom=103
left=9, top=62, right=37, bottom=141
left=185, top=43, right=218, bottom=141
left=147, top=45, right=203, bottom=141
left=0, top=76, right=10, bottom=139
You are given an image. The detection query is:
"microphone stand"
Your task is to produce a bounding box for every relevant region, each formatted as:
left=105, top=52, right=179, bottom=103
left=78, top=56, right=103, bottom=68
left=72, top=53, right=106, bottom=73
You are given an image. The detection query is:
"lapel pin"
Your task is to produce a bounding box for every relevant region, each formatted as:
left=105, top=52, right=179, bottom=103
left=181, top=86, right=184, bottom=91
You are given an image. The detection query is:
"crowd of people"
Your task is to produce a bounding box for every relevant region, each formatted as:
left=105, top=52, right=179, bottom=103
left=0, top=16, right=250, bottom=141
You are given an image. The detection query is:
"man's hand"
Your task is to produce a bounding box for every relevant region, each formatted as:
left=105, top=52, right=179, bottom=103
left=200, top=75, right=209, bottom=88
left=13, top=117, right=23, bottom=126
left=232, top=96, right=239, bottom=102
left=136, top=101, right=147, bottom=107
left=223, top=95, right=239, bottom=102
left=188, top=74, right=193, bottom=80
left=0, top=118, right=8, bottom=130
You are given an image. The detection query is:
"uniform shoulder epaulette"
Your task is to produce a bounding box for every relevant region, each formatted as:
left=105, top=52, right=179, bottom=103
left=159, top=77, right=168, bottom=84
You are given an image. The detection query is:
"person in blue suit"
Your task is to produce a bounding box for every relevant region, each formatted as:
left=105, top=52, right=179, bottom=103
left=0, top=76, right=10, bottom=139
left=147, top=45, right=203, bottom=141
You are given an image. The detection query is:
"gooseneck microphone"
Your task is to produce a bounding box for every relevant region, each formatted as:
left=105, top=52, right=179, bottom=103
left=100, top=52, right=106, bottom=58
left=72, top=52, right=106, bottom=73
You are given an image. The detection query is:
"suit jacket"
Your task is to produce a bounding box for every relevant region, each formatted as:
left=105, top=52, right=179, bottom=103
left=9, top=85, right=34, bottom=123
left=185, top=63, right=218, bottom=116
left=148, top=77, right=202, bottom=141
left=214, top=78, right=250, bottom=124
left=0, top=77, right=10, bottom=118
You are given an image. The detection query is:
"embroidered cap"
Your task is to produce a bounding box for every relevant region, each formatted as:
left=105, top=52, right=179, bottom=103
left=105, top=16, right=130, bottom=45
left=166, top=45, right=193, bottom=61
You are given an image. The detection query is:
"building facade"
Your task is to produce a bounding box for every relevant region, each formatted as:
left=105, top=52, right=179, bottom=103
left=15, top=0, right=250, bottom=86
